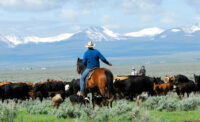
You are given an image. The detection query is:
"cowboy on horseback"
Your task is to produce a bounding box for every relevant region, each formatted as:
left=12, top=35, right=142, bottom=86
left=80, top=41, right=112, bottom=97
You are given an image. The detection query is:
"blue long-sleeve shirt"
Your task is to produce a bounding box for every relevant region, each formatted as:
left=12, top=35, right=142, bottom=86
left=83, top=48, right=109, bottom=69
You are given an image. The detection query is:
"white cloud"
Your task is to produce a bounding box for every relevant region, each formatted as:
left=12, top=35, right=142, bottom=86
left=0, top=0, right=67, bottom=12
left=116, top=0, right=163, bottom=14
left=100, top=15, right=112, bottom=23
left=161, top=18, right=174, bottom=23
left=104, top=24, right=120, bottom=29
left=184, top=0, right=200, bottom=13
left=73, top=0, right=104, bottom=9
left=195, top=16, right=200, bottom=21
left=71, top=25, right=81, bottom=31
left=81, top=10, right=91, bottom=15
left=140, top=15, right=153, bottom=22
left=60, top=9, right=79, bottom=21
left=160, top=12, right=176, bottom=23
left=59, top=8, right=91, bottom=22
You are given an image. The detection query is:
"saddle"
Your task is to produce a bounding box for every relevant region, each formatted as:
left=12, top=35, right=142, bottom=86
left=84, top=68, right=97, bottom=88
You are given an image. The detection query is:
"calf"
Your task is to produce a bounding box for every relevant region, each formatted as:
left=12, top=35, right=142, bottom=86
left=52, top=94, right=63, bottom=108
left=69, top=94, right=90, bottom=107
left=153, top=82, right=173, bottom=96
left=164, top=75, right=175, bottom=83
left=136, top=95, right=148, bottom=106
left=92, top=95, right=108, bottom=109
left=28, top=91, right=43, bottom=101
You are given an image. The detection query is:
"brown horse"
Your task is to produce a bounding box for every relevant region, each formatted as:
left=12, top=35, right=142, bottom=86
left=77, top=58, right=114, bottom=107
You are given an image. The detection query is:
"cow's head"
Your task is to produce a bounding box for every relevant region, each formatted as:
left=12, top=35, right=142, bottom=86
left=194, top=74, right=200, bottom=84
left=33, top=83, right=45, bottom=93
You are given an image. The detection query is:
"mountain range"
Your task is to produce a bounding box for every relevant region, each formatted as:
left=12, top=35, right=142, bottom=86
left=0, top=24, right=200, bottom=67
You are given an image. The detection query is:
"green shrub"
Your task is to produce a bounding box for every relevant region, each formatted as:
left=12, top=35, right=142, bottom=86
left=177, top=97, right=200, bottom=111
left=0, top=106, right=18, bottom=122
left=141, top=93, right=200, bottom=111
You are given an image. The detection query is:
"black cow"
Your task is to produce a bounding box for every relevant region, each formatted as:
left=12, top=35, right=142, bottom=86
left=174, top=80, right=198, bottom=99
left=65, top=79, right=80, bottom=97
left=1, top=83, right=29, bottom=102
left=0, top=85, right=5, bottom=102
left=194, top=74, right=200, bottom=90
left=33, top=81, right=65, bottom=101
left=174, top=74, right=190, bottom=85
left=113, top=76, right=155, bottom=100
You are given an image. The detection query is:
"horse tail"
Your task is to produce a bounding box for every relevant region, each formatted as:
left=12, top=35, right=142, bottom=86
left=105, top=70, right=114, bottom=103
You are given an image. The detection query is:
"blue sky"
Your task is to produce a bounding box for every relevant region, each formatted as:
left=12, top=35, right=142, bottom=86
left=0, top=0, right=200, bottom=36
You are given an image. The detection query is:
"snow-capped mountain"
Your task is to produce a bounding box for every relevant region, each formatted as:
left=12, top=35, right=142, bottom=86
left=0, top=33, right=74, bottom=48
left=1, top=24, right=200, bottom=48
left=0, top=26, right=124, bottom=47
left=1, top=24, right=200, bottom=65
left=124, top=27, right=164, bottom=37
left=181, top=23, right=200, bottom=34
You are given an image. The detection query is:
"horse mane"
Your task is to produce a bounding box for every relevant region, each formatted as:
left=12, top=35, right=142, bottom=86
left=77, top=58, right=86, bottom=74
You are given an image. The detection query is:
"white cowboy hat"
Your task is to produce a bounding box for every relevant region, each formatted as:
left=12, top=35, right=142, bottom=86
left=132, top=67, right=135, bottom=70
left=85, top=41, right=95, bottom=48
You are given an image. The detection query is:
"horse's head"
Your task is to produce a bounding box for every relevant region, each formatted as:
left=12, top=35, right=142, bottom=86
left=77, top=58, right=86, bottom=75
left=153, top=77, right=163, bottom=84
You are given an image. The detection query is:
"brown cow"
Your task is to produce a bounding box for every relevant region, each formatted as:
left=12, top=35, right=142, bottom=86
left=47, top=79, right=57, bottom=82
left=153, top=78, right=174, bottom=96
left=28, top=91, right=43, bottom=101
left=0, top=81, right=12, bottom=86
left=164, top=75, right=175, bottom=83
left=153, top=82, right=173, bottom=96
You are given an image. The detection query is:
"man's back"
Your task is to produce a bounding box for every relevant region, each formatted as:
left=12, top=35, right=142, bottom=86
left=83, top=48, right=109, bottom=69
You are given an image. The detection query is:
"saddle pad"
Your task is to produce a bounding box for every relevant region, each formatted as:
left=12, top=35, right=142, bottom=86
left=85, top=68, right=97, bottom=85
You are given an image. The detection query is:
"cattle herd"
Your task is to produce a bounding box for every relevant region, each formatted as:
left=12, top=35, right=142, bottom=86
left=0, top=74, right=200, bottom=108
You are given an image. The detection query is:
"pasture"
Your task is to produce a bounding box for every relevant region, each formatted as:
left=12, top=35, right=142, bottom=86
left=0, top=62, right=200, bottom=122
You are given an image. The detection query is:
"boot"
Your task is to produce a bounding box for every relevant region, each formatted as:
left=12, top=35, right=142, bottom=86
left=80, top=93, right=86, bottom=98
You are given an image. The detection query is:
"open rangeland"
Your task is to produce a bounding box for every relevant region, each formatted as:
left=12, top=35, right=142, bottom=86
left=0, top=62, right=200, bottom=122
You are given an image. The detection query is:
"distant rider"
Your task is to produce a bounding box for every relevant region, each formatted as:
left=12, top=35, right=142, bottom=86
left=139, top=66, right=146, bottom=76
left=131, top=67, right=138, bottom=76
left=80, top=41, right=112, bottom=97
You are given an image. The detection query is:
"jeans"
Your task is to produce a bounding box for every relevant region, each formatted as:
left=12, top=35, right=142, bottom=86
left=80, top=69, right=89, bottom=94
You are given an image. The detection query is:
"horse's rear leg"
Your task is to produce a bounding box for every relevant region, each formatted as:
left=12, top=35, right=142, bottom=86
left=99, top=88, right=105, bottom=97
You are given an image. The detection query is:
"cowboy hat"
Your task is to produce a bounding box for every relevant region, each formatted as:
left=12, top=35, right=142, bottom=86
left=85, top=41, right=95, bottom=48
left=132, top=67, right=135, bottom=70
